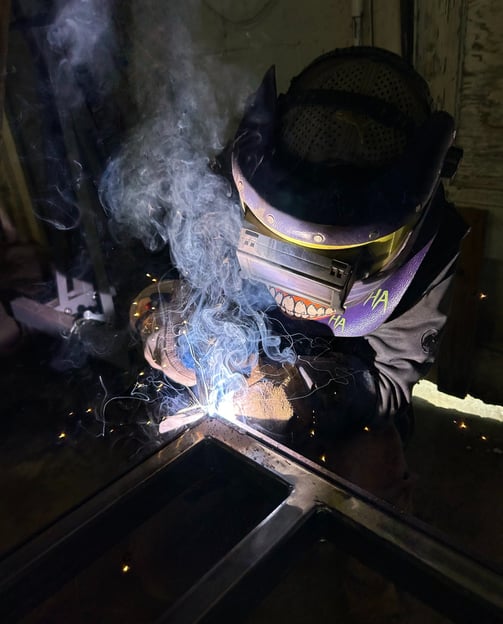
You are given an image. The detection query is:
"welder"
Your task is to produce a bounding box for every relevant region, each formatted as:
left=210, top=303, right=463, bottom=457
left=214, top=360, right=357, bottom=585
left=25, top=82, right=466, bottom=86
left=136, top=46, right=466, bottom=510
left=127, top=46, right=468, bottom=624
left=224, top=45, right=467, bottom=505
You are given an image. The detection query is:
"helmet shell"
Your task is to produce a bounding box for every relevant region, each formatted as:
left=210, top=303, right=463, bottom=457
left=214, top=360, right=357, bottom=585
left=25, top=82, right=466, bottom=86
left=232, top=47, right=458, bottom=331
left=232, top=47, right=455, bottom=249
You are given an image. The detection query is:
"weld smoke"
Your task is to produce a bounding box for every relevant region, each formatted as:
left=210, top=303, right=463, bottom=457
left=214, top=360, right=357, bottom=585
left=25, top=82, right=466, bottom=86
left=18, top=0, right=120, bottom=233
left=99, top=0, right=295, bottom=412
left=47, top=0, right=119, bottom=111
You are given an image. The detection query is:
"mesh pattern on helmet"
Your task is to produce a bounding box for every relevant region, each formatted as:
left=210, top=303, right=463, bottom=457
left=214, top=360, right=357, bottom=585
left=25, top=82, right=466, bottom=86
left=280, top=49, right=432, bottom=168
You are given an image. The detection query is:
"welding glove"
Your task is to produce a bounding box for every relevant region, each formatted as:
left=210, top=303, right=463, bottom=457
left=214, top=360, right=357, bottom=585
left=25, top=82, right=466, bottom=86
left=285, top=352, right=379, bottom=441
left=233, top=353, right=378, bottom=444
left=130, top=280, right=197, bottom=387
left=232, top=362, right=297, bottom=442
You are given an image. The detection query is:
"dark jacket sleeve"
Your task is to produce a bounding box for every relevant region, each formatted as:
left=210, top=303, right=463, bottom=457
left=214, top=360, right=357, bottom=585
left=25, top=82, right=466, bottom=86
left=365, top=251, right=457, bottom=420
left=363, top=200, right=467, bottom=422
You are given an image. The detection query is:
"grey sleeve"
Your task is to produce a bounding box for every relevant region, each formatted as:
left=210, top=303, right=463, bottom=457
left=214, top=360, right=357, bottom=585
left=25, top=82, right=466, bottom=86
left=364, top=254, right=458, bottom=421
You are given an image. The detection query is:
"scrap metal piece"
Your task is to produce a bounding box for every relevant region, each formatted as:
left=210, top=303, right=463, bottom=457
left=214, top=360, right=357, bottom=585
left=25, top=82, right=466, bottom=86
left=159, top=406, right=206, bottom=435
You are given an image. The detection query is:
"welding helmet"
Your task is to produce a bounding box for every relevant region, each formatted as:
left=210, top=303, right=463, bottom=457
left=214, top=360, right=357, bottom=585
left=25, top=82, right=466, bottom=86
left=232, top=47, right=461, bottom=336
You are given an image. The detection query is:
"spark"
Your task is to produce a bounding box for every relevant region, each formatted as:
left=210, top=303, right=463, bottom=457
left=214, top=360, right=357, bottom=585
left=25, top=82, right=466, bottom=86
left=121, top=564, right=131, bottom=574
left=58, top=432, right=66, bottom=439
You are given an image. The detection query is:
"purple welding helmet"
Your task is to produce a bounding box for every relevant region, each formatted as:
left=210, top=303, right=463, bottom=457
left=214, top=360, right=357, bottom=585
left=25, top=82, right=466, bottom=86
left=232, top=47, right=460, bottom=336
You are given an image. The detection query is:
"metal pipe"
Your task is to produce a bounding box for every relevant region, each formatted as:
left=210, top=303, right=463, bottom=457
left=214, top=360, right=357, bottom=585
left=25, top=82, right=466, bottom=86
left=351, top=0, right=364, bottom=46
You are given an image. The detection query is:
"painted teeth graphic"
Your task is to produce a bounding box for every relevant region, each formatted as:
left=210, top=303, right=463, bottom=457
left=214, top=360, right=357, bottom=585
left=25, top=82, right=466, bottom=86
left=294, top=300, right=307, bottom=316
left=283, top=295, right=295, bottom=314
left=268, top=286, right=333, bottom=319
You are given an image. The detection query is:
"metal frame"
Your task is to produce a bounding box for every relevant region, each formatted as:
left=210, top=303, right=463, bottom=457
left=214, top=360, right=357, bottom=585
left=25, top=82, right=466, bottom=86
left=0, top=415, right=501, bottom=623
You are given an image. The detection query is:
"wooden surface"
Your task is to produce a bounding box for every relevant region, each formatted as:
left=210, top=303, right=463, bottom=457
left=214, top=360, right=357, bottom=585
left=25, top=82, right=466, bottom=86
left=0, top=6, right=44, bottom=245
left=359, top=0, right=402, bottom=53
left=449, top=0, right=503, bottom=262
left=435, top=206, right=488, bottom=398
left=414, top=0, right=465, bottom=117
left=0, top=1, right=10, bottom=131
left=0, top=0, right=10, bottom=163
left=415, top=0, right=503, bottom=399
left=415, top=0, right=503, bottom=262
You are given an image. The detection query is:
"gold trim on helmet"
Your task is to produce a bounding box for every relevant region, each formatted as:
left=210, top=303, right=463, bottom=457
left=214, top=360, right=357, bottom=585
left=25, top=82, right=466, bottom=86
left=242, top=205, right=415, bottom=277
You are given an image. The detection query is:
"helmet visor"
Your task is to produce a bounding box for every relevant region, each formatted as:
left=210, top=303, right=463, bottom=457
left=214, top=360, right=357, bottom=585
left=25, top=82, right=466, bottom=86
left=243, top=206, right=414, bottom=279
left=237, top=206, right=415, bottom=319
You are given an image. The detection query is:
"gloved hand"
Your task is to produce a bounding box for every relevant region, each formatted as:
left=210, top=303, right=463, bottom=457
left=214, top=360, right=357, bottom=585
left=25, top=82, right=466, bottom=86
left=130, top=280, right=197, bottom=387
left=284, top=352, right=378, bottom=440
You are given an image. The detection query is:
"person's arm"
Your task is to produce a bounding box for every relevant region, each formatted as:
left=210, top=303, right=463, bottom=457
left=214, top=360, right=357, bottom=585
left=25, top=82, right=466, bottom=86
left=364, top=200, right=468, bottom=424
left=364, top=252, right=457, bottom=422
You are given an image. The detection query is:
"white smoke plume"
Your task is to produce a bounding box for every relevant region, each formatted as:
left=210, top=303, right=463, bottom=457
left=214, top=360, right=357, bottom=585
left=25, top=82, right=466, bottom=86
left=98, top=0, right=295, bottom=413
left=46, top=0, right=119, bottom=110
